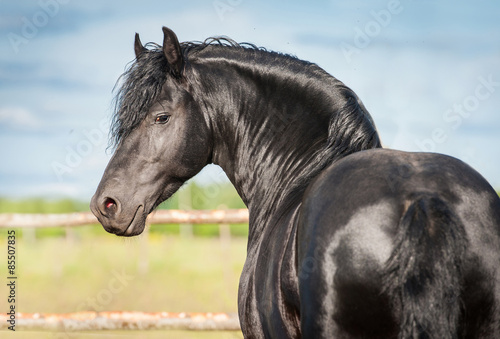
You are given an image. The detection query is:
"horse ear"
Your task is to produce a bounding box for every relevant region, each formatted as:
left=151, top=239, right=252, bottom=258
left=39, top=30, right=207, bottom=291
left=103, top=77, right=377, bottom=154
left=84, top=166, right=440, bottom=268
left=162, top=26, right=183, bottom=77
left=134, top=33, right=146, bottom=60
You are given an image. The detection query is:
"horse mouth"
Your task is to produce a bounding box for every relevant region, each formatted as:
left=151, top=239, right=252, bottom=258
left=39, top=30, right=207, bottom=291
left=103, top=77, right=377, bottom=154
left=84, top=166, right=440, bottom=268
left=120, top=205, right=146, bottom=237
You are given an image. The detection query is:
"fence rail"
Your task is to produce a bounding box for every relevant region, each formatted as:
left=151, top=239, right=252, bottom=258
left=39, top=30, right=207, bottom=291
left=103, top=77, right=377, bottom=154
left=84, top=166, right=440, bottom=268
left=0, top=209, right=249, bottom=228
left=0, top=311, right=240, bottom=331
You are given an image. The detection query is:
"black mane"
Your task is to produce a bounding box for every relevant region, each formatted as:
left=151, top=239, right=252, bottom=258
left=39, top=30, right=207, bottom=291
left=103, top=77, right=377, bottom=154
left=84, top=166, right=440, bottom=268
left=110, top=37, right=310, bottom=148
left=111, top=38, right=275, bottom=147
left=111, top=43, right=168, bottom=147
left=110, top=37, right=381, bottom=178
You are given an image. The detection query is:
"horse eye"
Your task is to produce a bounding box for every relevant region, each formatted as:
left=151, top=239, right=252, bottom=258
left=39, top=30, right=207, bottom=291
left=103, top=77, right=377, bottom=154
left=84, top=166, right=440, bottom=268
left=155, top=114, right=170, bottom=124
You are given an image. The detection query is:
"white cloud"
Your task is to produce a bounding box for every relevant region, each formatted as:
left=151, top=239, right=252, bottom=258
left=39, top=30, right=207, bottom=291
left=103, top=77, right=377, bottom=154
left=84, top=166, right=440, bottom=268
left=15, top=182, right=86, bottom=199
left=0, top=106, right=43, bottom=130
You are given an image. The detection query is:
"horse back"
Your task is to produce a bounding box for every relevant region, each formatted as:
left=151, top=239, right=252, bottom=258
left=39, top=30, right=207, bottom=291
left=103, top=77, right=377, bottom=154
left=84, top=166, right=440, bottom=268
left=297, top=148, right=500, bottom=338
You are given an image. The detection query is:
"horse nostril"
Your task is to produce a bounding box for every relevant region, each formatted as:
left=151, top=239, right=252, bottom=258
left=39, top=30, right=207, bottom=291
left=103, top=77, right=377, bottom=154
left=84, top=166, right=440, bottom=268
left=103, top=197, right=118, bottom=215
left=105, top=198, right=116, bottom=209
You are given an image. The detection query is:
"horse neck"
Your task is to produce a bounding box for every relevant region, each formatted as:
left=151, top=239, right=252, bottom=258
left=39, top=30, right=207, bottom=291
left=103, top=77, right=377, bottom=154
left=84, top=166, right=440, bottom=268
left=189, top=49, right=378, bottom=245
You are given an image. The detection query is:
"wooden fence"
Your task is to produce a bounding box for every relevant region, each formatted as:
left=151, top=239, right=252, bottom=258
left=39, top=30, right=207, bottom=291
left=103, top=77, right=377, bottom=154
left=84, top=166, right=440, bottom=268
left=0, top=209, right=249, bottom=228
left=0, top=209, right=248, bottom=332
left=0, top=311, right=240, bottom=331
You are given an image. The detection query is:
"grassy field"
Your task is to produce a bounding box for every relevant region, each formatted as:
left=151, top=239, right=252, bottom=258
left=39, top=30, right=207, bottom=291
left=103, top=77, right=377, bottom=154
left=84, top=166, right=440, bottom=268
left=0, top=228, right=247, bottom=338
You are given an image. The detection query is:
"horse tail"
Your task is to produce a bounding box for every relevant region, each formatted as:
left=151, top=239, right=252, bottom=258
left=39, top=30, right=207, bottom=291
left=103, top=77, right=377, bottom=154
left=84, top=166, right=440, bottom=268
left=384, top=194, right=467, bottom=339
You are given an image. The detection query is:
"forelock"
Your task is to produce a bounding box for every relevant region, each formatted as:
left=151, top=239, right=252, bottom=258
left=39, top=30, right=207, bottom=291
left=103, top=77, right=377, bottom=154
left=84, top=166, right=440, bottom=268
left=110, top=45, right=168, bottom=147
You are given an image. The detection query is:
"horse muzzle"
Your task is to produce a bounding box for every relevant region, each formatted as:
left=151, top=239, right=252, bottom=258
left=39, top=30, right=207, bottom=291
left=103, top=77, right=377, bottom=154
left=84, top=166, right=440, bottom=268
left=90, top=193, right=146, bottom=237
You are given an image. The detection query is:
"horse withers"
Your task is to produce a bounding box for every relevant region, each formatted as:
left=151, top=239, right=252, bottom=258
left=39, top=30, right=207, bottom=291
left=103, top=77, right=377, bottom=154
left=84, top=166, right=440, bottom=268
left=90, top=27, right=500, bottom=338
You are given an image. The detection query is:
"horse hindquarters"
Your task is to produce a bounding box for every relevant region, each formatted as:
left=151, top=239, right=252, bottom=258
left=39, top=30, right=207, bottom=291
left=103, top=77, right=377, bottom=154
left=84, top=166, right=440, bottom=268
left=298, top=195, right=458, bottom=338
left=299, top=191, right=498, bottom=339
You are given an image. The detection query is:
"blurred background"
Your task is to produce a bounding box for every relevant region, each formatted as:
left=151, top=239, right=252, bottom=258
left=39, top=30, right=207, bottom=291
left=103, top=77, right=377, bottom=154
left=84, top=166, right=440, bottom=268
left=1, top=0, right=499, bottom=338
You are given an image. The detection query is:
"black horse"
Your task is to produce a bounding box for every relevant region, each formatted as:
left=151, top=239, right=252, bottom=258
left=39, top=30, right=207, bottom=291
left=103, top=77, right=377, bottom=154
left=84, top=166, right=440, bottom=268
left=90, top=27, right=500, bottom=338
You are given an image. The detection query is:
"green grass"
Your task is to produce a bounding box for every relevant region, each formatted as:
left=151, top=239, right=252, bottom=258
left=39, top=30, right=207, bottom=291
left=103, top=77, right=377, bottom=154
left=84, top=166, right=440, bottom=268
left=0, top=230, right=247, bottom=338
left=0, top=184, right=248, bottom=336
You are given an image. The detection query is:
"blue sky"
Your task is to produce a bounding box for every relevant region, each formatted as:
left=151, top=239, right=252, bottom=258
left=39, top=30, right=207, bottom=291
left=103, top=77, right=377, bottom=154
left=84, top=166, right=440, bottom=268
left=1, top=0, right=499, bottom=199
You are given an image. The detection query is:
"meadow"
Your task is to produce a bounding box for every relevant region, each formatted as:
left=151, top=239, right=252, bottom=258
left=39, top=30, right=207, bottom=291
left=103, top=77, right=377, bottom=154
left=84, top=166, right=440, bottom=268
left=1, top=232, right=247, bottom=338
left=0, top=183, right=248, bottom=338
